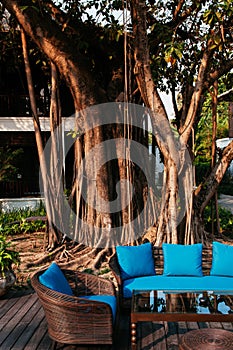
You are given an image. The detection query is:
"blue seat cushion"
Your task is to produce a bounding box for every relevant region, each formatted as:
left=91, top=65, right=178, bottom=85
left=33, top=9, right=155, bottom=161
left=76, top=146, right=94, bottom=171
left=80, top=295, right=117, bottom=322
left=116, top=243, right=155, bottom=281
left=122, top=275, right=233, bottom=298
left=39, top=261, right=73, bottom=296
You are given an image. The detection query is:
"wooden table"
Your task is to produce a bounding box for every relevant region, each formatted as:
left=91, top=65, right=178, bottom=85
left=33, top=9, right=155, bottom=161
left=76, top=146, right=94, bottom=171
left=131, top=290, right=233, bottom=350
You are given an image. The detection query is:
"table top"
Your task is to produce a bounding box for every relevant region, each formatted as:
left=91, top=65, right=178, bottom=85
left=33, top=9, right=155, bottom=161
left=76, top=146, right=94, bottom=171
left=132, top=290, right=233, bottom=316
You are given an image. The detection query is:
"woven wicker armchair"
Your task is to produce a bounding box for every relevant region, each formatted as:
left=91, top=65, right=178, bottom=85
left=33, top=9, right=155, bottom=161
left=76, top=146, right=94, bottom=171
left=31, top=267, right=117, bottom=349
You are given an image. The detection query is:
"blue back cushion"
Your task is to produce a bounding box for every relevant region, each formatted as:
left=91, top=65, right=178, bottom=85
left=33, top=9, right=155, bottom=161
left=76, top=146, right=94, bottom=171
left=116, top=243, right=155, bottom=281
left=162, top=243, right=203, bottom=276
left=39, top=262, right=73, bottom=296
left=211, top=241, right=233, bottom=277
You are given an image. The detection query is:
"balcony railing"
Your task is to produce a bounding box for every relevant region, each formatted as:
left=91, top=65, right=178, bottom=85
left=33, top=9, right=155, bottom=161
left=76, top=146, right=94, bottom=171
left=0, top=180, right=40, bottom=198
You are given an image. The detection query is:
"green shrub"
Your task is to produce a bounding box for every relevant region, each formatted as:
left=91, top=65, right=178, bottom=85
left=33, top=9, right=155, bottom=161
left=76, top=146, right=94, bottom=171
left=204, top=205, right=233, bottom=235
left=0, top=203, right=47, bottom=236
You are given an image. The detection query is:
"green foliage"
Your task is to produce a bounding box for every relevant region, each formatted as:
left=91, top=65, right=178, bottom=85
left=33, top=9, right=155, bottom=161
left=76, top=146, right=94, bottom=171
left=219, top=172, right=233, bottom=196
left=98, top=267, right=111, bottom=275
left=82, top=267, right=111, bottom=276
left=194, top=80, right=229, bottom=166
left=0, top=147, right=24, bottom=181
left=148, top=0, right=233, bottom=95
left=0, top=235, right=20, bottom=274
left=195, top=162, right=210, bottom=186
left=164, top=42, right=184, bottom=65
left=194, top=79, right=233, bottom=193
left=0, top=204, right=47, bottom=236
left=204, top=205, right=233, bottom=235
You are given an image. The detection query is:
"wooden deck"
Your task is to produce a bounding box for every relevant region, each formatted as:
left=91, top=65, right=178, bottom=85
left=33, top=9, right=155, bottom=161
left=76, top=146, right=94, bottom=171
left=1, top=288, right=233, bottom=350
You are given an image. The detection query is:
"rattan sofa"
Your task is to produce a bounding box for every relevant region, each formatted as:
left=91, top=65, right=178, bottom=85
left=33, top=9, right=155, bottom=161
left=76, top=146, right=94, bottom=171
left=109, top=243, right=233, bottom=309
left=31, top=267, right=117, bottom=349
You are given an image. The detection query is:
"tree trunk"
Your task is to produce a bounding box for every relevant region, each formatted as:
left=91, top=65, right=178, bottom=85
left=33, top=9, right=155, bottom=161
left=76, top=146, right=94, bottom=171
left=47, top=62, right=65, bottom=248
left=131, top=0, right=193, bottom=244
left=21, top=28, right=59, bottom=248
left=210, top=81, right=220, bottom=236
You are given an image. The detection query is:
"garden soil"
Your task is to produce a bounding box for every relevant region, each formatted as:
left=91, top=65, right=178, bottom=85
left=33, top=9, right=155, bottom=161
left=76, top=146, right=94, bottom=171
left=10, top=231, right=112, bottom=289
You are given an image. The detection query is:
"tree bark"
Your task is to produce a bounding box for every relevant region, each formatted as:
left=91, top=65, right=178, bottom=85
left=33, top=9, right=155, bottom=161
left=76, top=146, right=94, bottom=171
left=21, top=28, right=59, bottom=248
left=131, top=0, right=191, bottom=244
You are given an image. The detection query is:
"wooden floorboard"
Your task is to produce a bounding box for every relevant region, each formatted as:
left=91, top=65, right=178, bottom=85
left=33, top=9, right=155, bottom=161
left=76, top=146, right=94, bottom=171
left=1, top=289, right=233, bottom=349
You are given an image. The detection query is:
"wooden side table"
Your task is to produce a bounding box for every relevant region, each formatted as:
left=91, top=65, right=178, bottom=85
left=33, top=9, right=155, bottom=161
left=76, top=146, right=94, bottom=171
left=179, top=328, right=233, bottom=350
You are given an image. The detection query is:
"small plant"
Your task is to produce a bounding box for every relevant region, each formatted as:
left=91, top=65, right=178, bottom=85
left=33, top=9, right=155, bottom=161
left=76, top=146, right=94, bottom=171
left=98, top=267, right=111, bottom=275
left=0, top=235, right=20, bottom=275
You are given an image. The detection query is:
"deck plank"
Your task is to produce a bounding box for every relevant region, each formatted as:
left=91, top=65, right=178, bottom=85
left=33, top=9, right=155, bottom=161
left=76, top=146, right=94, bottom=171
left=0, top=297, right=19, bottom=318
left=1, top=290, right=233, bottom=349
left=138, top=321, right=167, bottom=350
left=0, top=293, right=39, bottom=349
left=24, top=317, right=51, bottom=350
left=13, top=306, right=46, bottom=349
left=165, top=322, right=179, bottom=349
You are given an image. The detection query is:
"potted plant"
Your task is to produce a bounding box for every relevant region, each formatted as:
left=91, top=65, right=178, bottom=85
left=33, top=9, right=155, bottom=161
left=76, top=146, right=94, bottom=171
left=0, top=235, right=20, bottom=296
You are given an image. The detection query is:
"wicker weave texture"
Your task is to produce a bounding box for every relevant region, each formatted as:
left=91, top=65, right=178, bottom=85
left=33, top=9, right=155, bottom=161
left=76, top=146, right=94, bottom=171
left=31, top=269, right=116, bottom=346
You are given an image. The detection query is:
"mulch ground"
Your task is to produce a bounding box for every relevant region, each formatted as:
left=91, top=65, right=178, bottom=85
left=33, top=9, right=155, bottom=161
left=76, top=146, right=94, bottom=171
left=10, top=231, right=48, bottom=287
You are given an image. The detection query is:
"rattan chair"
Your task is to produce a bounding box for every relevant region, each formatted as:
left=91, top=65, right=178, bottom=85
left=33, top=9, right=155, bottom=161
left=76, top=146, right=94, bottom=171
left=31, top=267, right=117, bottom=349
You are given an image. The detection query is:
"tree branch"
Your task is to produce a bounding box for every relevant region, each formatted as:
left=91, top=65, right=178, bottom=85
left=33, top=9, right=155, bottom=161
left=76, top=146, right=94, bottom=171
left=2, top=0, right=107, bottom=109
left=194, top=140, right=233, bottom=215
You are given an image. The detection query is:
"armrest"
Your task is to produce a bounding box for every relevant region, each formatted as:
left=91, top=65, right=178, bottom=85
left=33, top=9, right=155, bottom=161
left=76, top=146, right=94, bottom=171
left=75, top=271, right=116, bottom=296
left=109, top=254, right=122, bottom=286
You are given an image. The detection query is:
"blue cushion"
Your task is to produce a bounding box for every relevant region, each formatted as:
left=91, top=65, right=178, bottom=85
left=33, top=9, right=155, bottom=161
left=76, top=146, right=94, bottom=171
left=211, top=241, right=233, bottom=277
left=80, top=295, right=117, bottom=322
left=116, top=243, right=155, bottom=281
left=122, top=275, right=233, bottom=298
left=162, top=243, right=203, bottom=276
left=39, top=262, right=73, bottom=296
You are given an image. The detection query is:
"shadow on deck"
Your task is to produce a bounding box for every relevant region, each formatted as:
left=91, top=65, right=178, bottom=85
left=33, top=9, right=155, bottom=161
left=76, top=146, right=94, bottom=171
left=1, top=288, right=233, bottom=349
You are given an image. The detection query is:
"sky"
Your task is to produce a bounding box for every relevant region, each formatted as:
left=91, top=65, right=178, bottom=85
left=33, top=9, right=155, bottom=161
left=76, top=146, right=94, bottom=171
left=159, top=91, right=175, bottom=119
